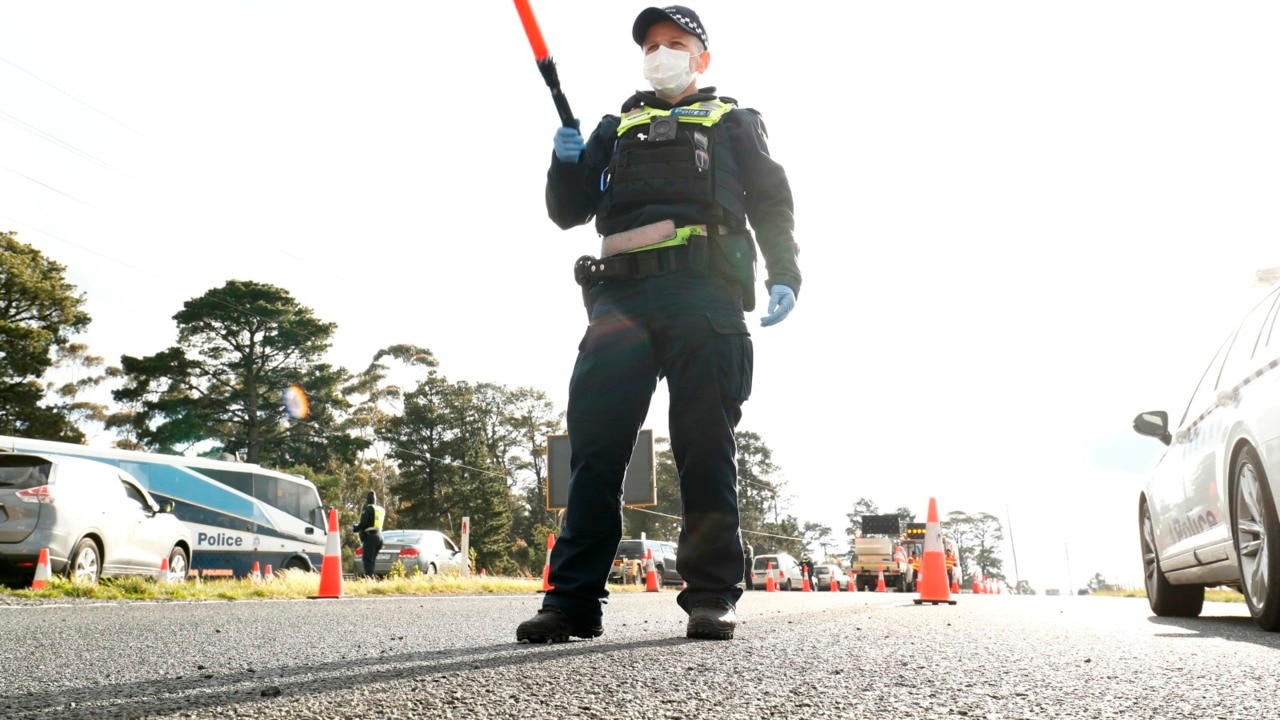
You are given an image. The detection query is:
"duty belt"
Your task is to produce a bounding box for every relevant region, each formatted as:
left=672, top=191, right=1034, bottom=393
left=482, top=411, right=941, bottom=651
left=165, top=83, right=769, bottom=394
left=574, top=243, right=702, bottom=286
left=573, top=221, right=742, bottom=312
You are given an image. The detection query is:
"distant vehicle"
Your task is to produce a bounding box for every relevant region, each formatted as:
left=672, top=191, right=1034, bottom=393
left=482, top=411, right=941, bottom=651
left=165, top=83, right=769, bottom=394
left=812, top=563, right=850, bottom=591
left=0, top=435, right=327, bottom=578
left=362, top=529, right=465, bottom=576
left=1132, top=283, right=1280, bottom=631
left=750, top=553, right=803, bottom=591
left=608, top=539, right=680, bottom=586
left=1045, top=588, right=1061, bottom=597
left=850, top=515, right=914, bottom=591
left=0, top=452, right=192, bottom=585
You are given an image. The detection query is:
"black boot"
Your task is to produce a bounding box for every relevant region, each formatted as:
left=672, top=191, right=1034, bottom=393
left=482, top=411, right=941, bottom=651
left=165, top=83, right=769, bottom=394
left=686, top=598, right=736, bottom=640
left=516, top=608, right=604, bottom=644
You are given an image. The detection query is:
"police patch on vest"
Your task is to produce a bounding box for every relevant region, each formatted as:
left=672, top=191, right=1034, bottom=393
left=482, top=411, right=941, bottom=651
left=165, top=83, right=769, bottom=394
left=671, top=107, right=712, bottom=118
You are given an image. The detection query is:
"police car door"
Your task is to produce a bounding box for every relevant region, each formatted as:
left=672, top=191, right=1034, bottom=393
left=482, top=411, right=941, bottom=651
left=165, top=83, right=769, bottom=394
left=1180, top=293, right=1280, bottom=573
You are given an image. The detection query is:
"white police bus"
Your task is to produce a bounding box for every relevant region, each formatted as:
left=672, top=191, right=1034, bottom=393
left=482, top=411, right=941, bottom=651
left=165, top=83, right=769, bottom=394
left=0, top=435, right=327, bottom=578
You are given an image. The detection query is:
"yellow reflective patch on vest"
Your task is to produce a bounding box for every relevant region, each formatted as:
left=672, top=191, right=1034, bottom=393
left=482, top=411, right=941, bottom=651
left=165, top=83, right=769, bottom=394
left=617, top=100, right=736, bottom=136
left=372, top=504, right=385, bottom=531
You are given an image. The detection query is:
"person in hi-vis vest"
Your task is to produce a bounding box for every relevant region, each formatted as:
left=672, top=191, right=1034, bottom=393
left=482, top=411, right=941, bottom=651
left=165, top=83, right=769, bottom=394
left=352, top=491, right=385, bottom=577
left=517, top=5, right=801, bottom=644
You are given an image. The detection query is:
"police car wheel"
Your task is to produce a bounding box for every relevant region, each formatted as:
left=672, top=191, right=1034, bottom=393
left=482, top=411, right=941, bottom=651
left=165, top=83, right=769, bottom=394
left=1231, top=446, right=1280, bottom=631
left=427, top=563, right=438, bottom=575
left=1140, top=500, right=1203, bottom=618
left=284, top=558, right=309, bottom=573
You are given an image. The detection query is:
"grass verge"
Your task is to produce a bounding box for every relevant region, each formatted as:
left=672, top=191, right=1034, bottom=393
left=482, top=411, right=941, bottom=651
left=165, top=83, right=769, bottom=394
left=1, top=570, right=654, bottom=602
left=1089, top=587, right=1245, bottom=603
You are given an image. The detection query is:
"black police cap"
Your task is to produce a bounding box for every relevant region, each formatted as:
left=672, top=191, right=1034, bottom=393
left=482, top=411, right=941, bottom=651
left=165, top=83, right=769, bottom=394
left=632, top=5, right=709, bottom=49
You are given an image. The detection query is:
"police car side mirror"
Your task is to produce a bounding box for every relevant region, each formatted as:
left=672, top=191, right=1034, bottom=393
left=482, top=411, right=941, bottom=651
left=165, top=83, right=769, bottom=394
left=159, top=500, right=175, bottom=514
left=1132, top=410, right=1172, bottom=446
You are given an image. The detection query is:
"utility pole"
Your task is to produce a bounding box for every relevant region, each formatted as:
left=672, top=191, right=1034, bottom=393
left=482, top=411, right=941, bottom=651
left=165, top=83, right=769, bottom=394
left=1065, top=543, right=1073, bottom=596
left=1006, top=504, right=1021, bottom=593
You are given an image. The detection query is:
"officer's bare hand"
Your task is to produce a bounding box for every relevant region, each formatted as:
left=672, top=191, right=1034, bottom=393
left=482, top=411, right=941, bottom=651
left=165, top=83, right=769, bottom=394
left=553, top=120, right=585, bottom=163
left=760, top=285, right=796, bottom=327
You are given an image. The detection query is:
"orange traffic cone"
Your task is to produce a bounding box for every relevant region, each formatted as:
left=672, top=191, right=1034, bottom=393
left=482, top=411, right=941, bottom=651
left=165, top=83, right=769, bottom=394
left=159, top=556, right=173, bottom=585
left=540, top=533, right=555, bottom=592
left=829, top=575, right=838, bottom=593
left=264, top=565, right=274, bottom=582
left=972, top=572, right=983, bottom=594
left=765, top=561, right=776, bottom=592
left=802, top=567, right=812, bottom=592
left=875, top=565, right=886, bottom=592
left=251, top=561, right=261, bottom=583
left=914, top=497, right=957, bottom=606
left=950, top=570, right=960, bottom=595
left=31, top=547, right=51, bottom=590
left=309, top=508, right=343, bottom=599
left=848, top=571, right=857, bottom=592
left=480, top=568, right=487, bottom=577
left=644, top=549, right=660, bottom=592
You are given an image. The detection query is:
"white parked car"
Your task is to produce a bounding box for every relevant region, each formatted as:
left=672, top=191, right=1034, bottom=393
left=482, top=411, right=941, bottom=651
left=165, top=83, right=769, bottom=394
left=1132, top=285, right=1280, bottom=631
left=750, top=553, right=804, bottom=591
left=0, top=452, right=192, bottom=585
left=364, top=529, right=465, bottom=576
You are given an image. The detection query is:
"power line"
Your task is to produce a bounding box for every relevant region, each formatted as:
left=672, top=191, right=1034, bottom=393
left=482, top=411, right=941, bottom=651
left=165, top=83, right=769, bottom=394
left=0, top=56, right=155, bottom=142
left=0, top=163, right=96, bottom=208
left=0, top=213, right=286, bottom=329
left=0, top=107, right=129, bottom=178
left=626, top=506, right=806, bottom=542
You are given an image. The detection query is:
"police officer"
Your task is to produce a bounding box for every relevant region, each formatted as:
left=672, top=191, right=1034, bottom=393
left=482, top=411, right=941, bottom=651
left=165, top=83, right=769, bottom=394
left=517, top=5, right=801, bottom=644
left=351, top=490, right=384, bottom=578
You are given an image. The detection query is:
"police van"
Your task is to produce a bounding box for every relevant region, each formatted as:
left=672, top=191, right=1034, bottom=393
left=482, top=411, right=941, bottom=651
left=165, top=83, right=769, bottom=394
left=0, top=435, right=327, bottom=578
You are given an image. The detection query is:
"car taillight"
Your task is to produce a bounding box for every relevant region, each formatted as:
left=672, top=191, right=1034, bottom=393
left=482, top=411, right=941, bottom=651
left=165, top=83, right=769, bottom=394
left=355, top=547, right=363, bottom=557
left=15, top=486, right=54, bottom=504
left=398, top=547, right=419, bottom=558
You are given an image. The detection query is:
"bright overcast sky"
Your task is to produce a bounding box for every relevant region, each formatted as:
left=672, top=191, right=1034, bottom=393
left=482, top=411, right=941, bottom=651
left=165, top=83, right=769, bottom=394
left=3, top=2, right=1279, bottom=592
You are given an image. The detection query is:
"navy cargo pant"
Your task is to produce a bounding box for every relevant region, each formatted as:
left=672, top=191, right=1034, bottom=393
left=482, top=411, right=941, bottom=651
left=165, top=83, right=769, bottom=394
left=361, top=533, right=382, bottom=577
left=543, top=263, right=752, bottom=623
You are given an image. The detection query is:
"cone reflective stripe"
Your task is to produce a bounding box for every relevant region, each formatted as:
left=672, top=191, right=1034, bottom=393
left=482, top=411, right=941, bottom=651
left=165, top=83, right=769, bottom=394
left=32, top=547, right=51, bottom=590
left=644, top=548, right=660, bottom=592
left=913, top=497, right=957, bottom=606
left=765, top=561, right=776, bottom=592
left=310, top=508, right=344, bottom=599
left=541, top=533, right=555, bottom=592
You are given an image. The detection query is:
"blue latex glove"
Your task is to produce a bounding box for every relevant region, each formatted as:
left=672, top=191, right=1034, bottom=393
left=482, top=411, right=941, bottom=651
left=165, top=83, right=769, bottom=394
left=760, top=285, right=796, bottom=327
left=553, top=120, right=585, bottom=163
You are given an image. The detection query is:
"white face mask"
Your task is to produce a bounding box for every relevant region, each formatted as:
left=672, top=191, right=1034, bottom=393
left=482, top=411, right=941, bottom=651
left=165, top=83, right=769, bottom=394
left=643, top=45, right=699, bottom=97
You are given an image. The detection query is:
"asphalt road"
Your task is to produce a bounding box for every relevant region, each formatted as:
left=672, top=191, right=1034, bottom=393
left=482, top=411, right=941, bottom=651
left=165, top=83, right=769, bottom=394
left=2, top=589, right=1278, bottom=719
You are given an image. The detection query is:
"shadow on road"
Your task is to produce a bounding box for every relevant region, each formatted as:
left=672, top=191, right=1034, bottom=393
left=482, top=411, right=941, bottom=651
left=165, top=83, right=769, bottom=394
left=7, top=635, right=697, bottom=718
left=1147, top=614, right=1280, bottom=649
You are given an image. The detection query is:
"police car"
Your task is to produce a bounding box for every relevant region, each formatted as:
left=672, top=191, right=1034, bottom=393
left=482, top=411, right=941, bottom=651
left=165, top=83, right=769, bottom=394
left=1132, top=282, right=1280, bottom=631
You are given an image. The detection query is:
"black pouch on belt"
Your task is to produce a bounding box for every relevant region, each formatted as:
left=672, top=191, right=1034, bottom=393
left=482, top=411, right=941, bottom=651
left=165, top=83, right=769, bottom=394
left=712, top=232, right=758, bottom=312
left=573, top=255, right=597, bottom=317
